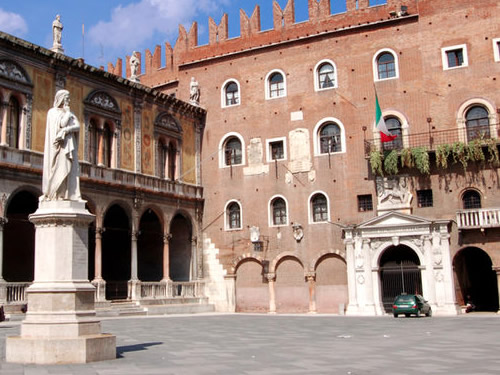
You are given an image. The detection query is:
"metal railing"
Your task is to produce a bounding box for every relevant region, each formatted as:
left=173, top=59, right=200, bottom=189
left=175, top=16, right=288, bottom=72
left=6, top=282, right=31, bottom=303
left=457, top=208, right=500, bottom=229
left=364, top=124, right=499, bottom=157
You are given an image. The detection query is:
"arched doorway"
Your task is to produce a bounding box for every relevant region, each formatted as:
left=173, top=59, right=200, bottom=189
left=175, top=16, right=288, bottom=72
left=315, top=255, right=348, bottom=313
left=379, top=245, right=422, bottom=312
left=275, top=257, right=308, bottom=313
left=102, top=205, right=131, bottom=300
left=169, top=214, right=192, bottom=281
left=3, top=191, right=38, bottom=282
left=138, top=209, right=163, bottom=281
left=454, top=247, right=498, bottom=312
left=235, top=259, right=268, bottom=313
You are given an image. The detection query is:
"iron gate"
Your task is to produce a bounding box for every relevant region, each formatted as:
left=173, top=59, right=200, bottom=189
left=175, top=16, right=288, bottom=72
left=380, top=260, right=422, bottom=312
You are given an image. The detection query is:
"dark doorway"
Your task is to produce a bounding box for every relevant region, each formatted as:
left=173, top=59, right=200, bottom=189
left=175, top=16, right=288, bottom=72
left=454, top=247, right=498, bottom=312
left=138, top=209, right=163, bottom=281
left=4, top=191, right=38, bottom=281
left=102, top=205, right=131, bottom=300
left=380, top=245, right=422, bottom=312
left=169, top=214, right=192, bottom=281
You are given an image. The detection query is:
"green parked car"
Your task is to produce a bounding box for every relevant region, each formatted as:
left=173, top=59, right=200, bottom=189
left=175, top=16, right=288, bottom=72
left=392, top=294, right=432, bottom=318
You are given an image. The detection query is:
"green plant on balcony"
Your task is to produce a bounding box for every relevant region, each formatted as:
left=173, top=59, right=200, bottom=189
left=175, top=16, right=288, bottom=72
left=436, top=144, right=451, bottom=169
left=384, top=150, right=399, bottom=175
left=411, top=147, right=430, bottom=175
left=369, top=150, right=383, bottom=176
left=485, top=138, right=500, bottom=166
left=467, top=139, right=485, bottom=163
left=452, top=141, right=469, bottom=170
left=400, top=148, right=413, bottom=168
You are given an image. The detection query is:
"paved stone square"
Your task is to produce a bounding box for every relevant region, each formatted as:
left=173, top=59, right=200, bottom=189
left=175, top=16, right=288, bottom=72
left=1, top=313, right=499, bottom=374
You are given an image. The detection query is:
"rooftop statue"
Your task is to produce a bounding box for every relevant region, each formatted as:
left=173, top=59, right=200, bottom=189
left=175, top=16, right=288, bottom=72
left=41, top=90, right=81, bottom=201
left=130, top=51, right=140, bottom=82
left=51, top=15, right=64, bottom=53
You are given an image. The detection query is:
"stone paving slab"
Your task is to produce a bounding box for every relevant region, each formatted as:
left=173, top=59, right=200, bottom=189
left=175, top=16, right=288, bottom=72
left=1, top=313, right=499, bottom=374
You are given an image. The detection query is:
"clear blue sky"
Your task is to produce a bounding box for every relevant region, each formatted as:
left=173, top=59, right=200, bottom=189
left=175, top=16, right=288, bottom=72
left=0, top=0, right=386, bottom=70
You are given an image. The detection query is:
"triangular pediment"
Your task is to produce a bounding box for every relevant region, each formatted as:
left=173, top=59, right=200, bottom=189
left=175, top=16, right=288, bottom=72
left=357, top=211, right=433, bottom=229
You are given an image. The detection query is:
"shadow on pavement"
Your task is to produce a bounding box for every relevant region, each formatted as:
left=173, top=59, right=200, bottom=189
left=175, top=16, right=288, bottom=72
left=117, top=342, right=163, bottom=358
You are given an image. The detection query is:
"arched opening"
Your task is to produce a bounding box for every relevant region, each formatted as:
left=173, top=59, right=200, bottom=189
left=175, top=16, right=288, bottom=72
left=169, top=214, right=192, bottom=281
left=3, top=191, right=38, bottom=281
left=138, top=209, right=163, bottom=281
left=7, top=96, right=21, bottom=148
left=453, top=247, right=498, bottom=312
left=275, top=257, right=308, bottom=313
left=102, top=205, right=131, bottom=300
left=235, top=259, right=268, bottom=312
left=379, top=245, right=422, bottom=312
left=315, top=255, right=348, bottom=313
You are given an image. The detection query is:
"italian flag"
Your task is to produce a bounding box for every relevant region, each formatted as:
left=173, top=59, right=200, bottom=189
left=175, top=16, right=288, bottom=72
left=375, top=92, right=396, bottom=142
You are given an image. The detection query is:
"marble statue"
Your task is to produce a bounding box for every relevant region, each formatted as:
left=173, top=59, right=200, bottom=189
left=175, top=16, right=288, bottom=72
left=41, top=90, right=81, bottom=201
left=189, top=77, right=200, bottom=105
left=52, top=15, right=63, bottom=51
left=130, top=51, right=140, bottom=82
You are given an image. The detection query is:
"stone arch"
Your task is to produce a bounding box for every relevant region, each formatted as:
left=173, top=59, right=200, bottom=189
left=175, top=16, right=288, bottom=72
left=3, top=189, right=38, bottom=282
left=314, top=252, right=348, bottom=313
left=453, top=246, right=498, bottom=311
left=270, top=252, right=305, bottom=274
left=310, top=249, right=346, bottom=272
left=4, top=185, right=41, bottom=214
left=169, top=212, right=193, bottom=281
left=273, top=253, right=308, bottom=313
left=138, top=207, right=163, bottom=281
left=102, top=203, right=132, bottom=300
left=234, top=255, right=268, bottom=313
left=371, top=240, right=425, bottom=270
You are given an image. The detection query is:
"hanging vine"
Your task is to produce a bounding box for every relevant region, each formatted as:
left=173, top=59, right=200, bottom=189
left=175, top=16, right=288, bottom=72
left=384, top=150, right=399, bottom=175
left=411, top=147, right=430, bottom=174
left=369, top=150, right=384, bottom=176
left=400, top=148, right=413, bottom=168
left=436, top=144, right=451, bottom=169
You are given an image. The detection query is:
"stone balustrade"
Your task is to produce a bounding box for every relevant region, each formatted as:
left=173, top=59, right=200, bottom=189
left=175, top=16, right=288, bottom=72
left=457, top=208, right=500, bottom=229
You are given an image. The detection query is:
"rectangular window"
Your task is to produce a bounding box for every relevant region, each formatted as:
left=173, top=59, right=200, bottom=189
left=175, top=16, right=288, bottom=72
left=270, top=141, right=284, bottom=160
left=358, top=195, right=373, bottom=212
left=417, top=189, right=433, bottom=208
left=442, top=44, right=468, bottom=70
left=266, top=137, right=287, bottom=162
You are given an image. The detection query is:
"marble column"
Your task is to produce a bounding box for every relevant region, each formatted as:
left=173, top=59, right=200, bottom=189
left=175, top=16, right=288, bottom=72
left=267, top=273, right=276, bottom=314
left=162, top=234, right=172, bottom=281
left=128, top=231, right=140, bottom=300
left=1, top=100, right=9, bottom=146
left=0, top=218, right=7, bottom=304
left=494, top=267, right=500, bottom=314
left=306, top=272, right=317, bottom=314
left=92, top=227, right=106, bottom=302
left=191, top=236, right=198, bottom=280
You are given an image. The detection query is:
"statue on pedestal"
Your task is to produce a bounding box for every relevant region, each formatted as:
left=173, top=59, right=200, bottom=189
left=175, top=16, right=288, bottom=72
left=41, top=90, right=81, bottom=201
left=130, top=51, right=140, bottom=82
left=51, top=15, right=64, bottom=53
left=189, top=77, right=200, bottom=105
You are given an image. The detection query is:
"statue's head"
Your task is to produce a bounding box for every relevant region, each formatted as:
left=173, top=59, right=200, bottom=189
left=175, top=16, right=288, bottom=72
left=56, top=14, right=60, bottom=21
left=54, top=89, right=70, bottom=108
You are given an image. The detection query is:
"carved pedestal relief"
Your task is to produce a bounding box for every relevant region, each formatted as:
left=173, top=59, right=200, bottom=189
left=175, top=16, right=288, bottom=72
left=376, top=176, right=413, bottom=215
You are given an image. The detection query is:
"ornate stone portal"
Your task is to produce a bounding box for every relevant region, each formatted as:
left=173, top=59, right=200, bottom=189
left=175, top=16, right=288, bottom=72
left=344, top=211, right=459, bottom=316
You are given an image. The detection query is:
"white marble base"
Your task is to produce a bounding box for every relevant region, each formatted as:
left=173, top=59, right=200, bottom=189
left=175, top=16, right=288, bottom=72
left=5, top=199, right=116, bottom=364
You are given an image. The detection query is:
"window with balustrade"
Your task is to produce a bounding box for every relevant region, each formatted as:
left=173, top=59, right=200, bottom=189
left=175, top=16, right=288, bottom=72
left=154, top=112, right=182, bottom=180
left=465, top=106, right=490, bottom=141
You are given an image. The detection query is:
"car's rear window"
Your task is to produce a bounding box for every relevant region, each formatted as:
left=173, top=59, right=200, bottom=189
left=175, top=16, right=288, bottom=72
left=395, top=295, right=415, bottom=303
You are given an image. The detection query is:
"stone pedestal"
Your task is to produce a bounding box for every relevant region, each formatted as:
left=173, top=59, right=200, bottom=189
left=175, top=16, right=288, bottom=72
left=6, top=200, right=116, bottom=364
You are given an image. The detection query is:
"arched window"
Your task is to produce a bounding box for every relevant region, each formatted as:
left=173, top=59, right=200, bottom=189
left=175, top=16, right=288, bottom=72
left=268, top=72, right=285, bottom=98
left=226, top=201, right=242, bottom=230
left=311, top=193, right=328, bottom=223
left=271, top=197, right=287, bottom=226
left=377, top=52, right=396, bottom=79
left=102, top=122, right=112, bottom=168
left=158, top=139, right=167, bottom=179
left=319, top=123, right=342, bottom=154
left=317, top=63, right=335, bottom=89
left=7, top=96, right=21, bottom=148
left=224, top=81, right=239, bottom=106
left=224, top=137, right=242, bottom=166
left=168, top=141, right=177, bottom=180
left=463, top=190, right=481, bottom=210
left=466, top=106, right=490, bottom=141
left=382, top=117, right=403, bottom=150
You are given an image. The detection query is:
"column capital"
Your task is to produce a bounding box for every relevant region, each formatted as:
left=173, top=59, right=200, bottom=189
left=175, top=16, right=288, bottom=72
left=265, top=273, right=276, bottom=282
left=0, top=217, right=7, bottom=228
left=163, top=233, right=172, bottom=243
left=190, top=236, right=198, bottom=244
left=492, top=266, right=500, bottom=274
left=131, top=231, right=140, bottom=241
left=305, top=272, right=316, bottom=281
left=95, top=227, right=104, bottom=238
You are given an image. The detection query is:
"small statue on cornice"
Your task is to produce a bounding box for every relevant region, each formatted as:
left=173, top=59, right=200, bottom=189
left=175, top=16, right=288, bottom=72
left=130, top=51, right=140, bottom=83
left=189, top=77, right=200, bottom=106
left=51, top=15, right=64, bottom=54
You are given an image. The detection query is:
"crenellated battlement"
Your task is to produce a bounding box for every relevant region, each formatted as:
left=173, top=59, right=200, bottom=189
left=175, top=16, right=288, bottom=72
left=107, top=0, right=417, bottom=86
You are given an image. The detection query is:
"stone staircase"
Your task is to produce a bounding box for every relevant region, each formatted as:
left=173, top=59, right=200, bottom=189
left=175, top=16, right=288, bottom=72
left=96, top=300, right=148, bottom=317
left=95, top=298, right=215, bottom=317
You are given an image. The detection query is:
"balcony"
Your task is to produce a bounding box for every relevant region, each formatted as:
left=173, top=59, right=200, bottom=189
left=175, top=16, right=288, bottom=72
left=457, top=208, right=500, bottom=230
left=364, top=124, right=500, bottom=157
left=0, top=146, right=202, bottom=200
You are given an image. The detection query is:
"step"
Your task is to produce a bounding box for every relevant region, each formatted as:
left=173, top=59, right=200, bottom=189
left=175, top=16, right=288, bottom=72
left=145, top=303, right=215, bottom=316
